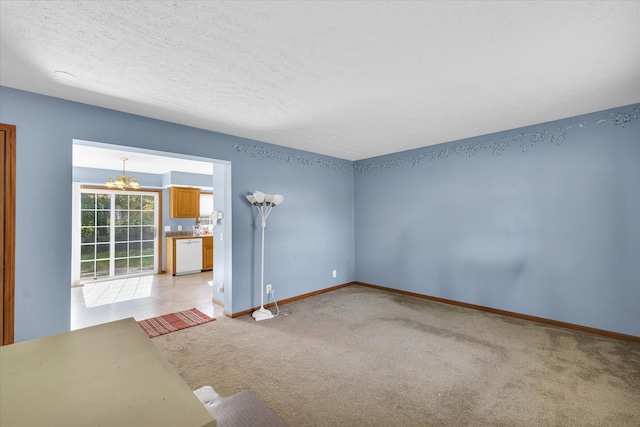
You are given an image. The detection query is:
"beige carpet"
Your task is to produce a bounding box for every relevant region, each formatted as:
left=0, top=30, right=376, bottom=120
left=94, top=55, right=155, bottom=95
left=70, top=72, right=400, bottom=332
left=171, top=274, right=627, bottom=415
left=152, top=285, right=640, bottom=426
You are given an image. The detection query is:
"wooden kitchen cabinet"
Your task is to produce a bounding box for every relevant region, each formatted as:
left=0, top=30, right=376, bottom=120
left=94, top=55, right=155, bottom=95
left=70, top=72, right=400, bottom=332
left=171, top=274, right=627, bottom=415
left=165, top=237, right=177, bottom=276
left=202, top=236, right=213, bottom=271
left=169, top=187, right=200, bottom=218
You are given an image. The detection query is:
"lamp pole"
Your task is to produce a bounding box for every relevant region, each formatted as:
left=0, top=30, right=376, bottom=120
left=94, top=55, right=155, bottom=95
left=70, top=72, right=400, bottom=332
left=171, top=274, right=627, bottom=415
left=246, top=191, right=284, bottom=321
left=259, top=215, right=266, bottom=315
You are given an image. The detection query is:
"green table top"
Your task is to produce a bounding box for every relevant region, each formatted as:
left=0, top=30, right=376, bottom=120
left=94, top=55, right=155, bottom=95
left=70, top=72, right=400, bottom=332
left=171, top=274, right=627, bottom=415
left=0, top=318, right=216, bottom=427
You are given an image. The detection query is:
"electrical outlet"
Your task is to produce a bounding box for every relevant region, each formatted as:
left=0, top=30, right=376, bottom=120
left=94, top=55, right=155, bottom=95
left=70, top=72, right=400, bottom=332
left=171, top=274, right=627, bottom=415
left=266, top=284, right=272, bottom=294
left=332, top=270, right=337, bottom=278
left=177, top=225, right=182, bottom=231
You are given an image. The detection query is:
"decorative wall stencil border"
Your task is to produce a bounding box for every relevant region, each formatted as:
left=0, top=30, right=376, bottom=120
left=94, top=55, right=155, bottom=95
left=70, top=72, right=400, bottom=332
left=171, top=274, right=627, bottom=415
left=232, top=143, right=354, bottom=175
left=354, top=106, right=639, bottom=176
left=231, top=106, right=638, bottom=176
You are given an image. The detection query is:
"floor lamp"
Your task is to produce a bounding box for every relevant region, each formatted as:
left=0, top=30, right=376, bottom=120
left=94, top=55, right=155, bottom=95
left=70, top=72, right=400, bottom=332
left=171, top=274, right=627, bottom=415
left=246, top=191, right=284, bottom=321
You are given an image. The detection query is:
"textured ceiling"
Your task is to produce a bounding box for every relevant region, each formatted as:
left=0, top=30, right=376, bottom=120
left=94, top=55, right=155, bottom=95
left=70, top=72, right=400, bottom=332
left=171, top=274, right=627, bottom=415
left=1, top=1, right=639, bottom=161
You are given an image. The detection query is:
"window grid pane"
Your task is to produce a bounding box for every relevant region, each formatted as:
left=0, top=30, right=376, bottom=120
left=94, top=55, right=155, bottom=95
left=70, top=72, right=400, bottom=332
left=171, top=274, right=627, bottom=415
left=79, top=190, right=156, bottom=281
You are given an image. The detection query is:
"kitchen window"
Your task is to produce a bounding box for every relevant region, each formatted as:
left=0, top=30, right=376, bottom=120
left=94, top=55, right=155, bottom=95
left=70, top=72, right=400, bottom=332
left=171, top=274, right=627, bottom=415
left=198, top=192, right=214, bottom=230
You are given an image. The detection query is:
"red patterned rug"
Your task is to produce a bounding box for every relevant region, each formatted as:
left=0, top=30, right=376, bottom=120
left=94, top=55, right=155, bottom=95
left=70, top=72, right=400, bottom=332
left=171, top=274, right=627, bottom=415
left=138, top=308, right=215, bottom=338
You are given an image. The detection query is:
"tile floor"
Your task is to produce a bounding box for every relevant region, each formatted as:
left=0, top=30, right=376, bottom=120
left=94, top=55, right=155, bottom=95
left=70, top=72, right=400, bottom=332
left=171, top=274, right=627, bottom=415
left=71, top=272, right=225, bottom=330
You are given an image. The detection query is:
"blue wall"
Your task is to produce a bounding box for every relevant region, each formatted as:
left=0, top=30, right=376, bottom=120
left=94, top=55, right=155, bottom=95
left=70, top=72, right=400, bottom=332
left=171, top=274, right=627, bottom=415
left=2, top=85, right=637, bottom=340
left=0, top=86, right=355, bottom=341
left=354, top=105, right=640, bottom=337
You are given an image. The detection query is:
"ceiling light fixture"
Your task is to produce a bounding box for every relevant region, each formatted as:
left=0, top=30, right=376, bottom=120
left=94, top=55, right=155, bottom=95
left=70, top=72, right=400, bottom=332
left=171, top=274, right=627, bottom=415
left=105, top=157, right=141, bottom=190
left=52, top=70, right=77, bottom=81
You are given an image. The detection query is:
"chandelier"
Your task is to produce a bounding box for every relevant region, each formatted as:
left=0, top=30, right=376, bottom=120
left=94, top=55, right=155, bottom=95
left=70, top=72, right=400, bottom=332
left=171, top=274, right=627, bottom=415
left=104, top=157, right=140, bottom=190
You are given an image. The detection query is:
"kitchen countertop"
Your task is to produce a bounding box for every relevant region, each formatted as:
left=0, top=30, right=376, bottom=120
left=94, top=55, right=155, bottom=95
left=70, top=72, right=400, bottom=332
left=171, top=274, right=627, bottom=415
left=165, top=233, right=213, bottom=239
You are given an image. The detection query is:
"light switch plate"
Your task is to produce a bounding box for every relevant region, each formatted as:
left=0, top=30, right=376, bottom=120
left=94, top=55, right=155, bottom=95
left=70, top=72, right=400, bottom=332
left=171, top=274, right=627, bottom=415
left=164, top=226, right=171, bottom=231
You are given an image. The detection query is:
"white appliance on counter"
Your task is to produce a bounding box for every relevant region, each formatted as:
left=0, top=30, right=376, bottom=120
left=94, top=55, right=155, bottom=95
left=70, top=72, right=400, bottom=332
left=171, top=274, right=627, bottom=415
left=175, top=238, right=203, bottom=275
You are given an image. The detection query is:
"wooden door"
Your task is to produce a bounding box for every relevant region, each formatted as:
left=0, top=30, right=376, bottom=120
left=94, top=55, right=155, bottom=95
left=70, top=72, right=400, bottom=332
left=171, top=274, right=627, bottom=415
left=1, top=123, right=16, bottom=345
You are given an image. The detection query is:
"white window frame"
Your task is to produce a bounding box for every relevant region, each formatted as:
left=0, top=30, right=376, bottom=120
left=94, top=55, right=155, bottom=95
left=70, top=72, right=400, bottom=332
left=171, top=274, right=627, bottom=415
left=71, top=185, right=160, bottom=285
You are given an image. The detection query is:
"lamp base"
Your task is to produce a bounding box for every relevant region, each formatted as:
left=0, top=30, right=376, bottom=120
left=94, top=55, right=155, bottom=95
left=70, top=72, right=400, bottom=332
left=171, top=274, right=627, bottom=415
left=252, top=307, right=274, bottom=321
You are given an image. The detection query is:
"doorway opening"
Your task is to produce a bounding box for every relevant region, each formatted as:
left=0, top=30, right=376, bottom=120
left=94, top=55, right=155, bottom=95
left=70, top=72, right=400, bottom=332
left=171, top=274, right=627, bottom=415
left=71, top=140, right=232, bottom=329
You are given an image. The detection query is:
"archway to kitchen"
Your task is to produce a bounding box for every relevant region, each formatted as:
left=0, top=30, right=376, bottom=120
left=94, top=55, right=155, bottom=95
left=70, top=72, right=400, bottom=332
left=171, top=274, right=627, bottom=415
left=70, top=140, right=232, bottom=329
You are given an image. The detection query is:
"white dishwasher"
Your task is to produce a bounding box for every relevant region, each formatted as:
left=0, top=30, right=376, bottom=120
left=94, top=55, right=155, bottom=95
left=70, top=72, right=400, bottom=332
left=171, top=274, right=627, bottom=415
left=175, top=238, right=203, bottom=275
